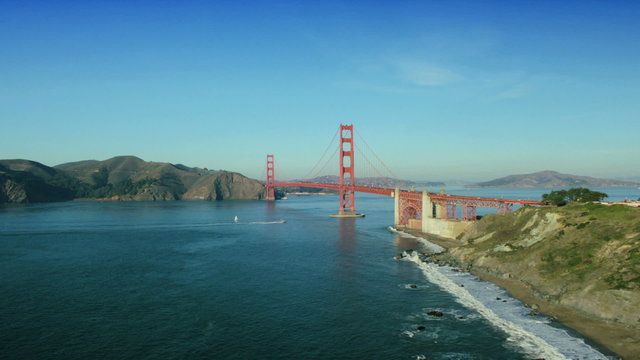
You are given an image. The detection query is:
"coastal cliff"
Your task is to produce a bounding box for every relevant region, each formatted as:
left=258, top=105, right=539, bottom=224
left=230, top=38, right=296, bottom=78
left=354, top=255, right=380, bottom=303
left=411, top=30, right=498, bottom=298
left=0, top=160, right=77, bottom=203
left=428, top=203, right=640, bottom=357
left=182, top=171, right=265, bottom=200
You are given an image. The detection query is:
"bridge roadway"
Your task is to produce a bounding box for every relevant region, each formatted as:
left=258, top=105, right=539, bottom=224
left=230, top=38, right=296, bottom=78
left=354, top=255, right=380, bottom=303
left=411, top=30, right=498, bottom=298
left=272, top=182, right=542, bottom=208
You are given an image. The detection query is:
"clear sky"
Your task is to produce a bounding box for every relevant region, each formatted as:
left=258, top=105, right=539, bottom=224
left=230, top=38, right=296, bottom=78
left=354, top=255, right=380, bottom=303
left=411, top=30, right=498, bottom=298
left=1, top=0, right=638, bottom=181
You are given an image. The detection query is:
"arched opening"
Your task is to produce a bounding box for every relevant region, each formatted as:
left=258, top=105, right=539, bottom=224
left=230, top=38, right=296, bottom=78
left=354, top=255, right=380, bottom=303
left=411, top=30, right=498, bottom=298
left=400, top=204, right=420, bottom=225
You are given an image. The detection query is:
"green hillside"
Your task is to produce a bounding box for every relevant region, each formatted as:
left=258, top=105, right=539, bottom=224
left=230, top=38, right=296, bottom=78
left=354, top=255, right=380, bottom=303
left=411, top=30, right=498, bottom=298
left=0, top=160, right=78, bottom=203
left=437, top=203, right=640, bottom=329
left=1, top=156, right=265, bottom=203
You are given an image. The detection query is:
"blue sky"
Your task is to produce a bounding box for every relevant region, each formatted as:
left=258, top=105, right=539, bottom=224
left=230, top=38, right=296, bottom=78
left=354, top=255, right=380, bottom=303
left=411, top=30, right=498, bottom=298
left=1, top=0, right=638, bottom=181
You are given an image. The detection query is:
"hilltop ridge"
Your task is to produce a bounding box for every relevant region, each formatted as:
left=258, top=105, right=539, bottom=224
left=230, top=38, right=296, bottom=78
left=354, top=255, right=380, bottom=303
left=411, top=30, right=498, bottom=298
left=1, top=156, right=264, bottom=203
left=468, top=170, right=638, bottom=188
left=0, top=159, right=77, bottom=203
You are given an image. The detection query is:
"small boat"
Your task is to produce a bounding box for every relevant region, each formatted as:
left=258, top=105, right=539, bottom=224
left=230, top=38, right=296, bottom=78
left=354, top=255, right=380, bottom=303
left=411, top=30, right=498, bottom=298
left=234, top=216, right=239, bottom=223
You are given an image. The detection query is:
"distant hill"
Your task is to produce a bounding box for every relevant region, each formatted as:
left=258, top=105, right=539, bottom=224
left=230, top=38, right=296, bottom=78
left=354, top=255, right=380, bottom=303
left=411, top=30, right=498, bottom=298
left=1, top=156, right=265, bottom=204
left=436, top=179, right=475, bottom=186
left=467, top=170, right=640, bottom=188
left=281, top=175, right=444, bottom=194
left=301, top=175, right=444, bottom=188
left=619, top=176, right=640, bottom=183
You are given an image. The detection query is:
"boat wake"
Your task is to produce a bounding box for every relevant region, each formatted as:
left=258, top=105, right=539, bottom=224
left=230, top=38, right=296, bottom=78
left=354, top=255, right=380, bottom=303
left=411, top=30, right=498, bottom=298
left=182, top=220, right=287, bottom=227
left=244, top=220, right=287, bottom=225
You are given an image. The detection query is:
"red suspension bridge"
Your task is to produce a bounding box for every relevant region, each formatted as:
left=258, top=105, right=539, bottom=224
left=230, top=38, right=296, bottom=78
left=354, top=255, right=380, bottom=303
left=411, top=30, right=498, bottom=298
left=265, top=124, right=541, bottom=230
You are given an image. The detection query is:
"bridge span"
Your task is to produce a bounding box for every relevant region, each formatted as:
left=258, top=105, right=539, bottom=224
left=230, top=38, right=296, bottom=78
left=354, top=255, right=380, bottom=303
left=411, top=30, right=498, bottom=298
left=265, top=124, right=542, bottom=238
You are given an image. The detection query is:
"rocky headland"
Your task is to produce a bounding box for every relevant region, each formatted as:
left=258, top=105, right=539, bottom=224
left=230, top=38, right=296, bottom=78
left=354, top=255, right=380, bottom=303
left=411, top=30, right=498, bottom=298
left=0, top=156, right=264, bottom=204
left=401, top=203, right=640, bottom=359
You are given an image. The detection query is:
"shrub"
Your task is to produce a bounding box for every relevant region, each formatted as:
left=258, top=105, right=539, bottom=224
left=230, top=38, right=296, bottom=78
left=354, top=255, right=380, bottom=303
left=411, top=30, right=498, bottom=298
left=542, top=188, right=608, bottom=206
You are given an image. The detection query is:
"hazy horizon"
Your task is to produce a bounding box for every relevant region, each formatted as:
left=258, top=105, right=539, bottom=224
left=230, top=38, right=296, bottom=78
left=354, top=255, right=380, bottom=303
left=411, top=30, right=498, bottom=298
left=4, top=154, right=639, bottom=184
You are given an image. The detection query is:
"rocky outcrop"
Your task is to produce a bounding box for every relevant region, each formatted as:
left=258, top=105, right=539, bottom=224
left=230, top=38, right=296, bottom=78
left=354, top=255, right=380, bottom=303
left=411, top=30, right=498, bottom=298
left=426, top=310, right=444, bottom=317
left=0, top=177, right=28, bottom=203
left=434, top=203, right=640, bottom=329
left=182, top=171, right=264, bottom=200
left=0, top=161, right=77, bottom=203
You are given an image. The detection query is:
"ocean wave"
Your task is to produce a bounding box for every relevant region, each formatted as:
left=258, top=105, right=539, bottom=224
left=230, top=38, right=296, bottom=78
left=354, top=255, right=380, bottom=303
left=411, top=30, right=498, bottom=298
left=401, top=251, right=611, bottom=359
left=388, top=227, right=445, bottom=254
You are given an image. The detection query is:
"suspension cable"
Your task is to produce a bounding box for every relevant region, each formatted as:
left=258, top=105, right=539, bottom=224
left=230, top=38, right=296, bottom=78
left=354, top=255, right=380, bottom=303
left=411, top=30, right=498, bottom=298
left=308, top=147, right=339, bottom=182
left=355, top=144, right=396, bottom=188
left=301, top=127, right=340, bottom=180
left=355, top=129, right=406, bottom=186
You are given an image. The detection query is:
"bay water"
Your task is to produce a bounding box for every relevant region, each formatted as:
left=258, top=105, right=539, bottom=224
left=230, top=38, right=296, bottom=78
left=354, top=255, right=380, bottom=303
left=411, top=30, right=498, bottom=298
left=2, top=189, right=636, bottom=359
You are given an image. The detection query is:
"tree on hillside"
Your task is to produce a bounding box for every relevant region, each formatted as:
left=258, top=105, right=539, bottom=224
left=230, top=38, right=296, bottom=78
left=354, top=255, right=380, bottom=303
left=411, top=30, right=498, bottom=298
left=542, top=187, right=608, bottom=206
left=565, top=187, right=608, bottom=202
left=541, top=190, right=568, bottom=206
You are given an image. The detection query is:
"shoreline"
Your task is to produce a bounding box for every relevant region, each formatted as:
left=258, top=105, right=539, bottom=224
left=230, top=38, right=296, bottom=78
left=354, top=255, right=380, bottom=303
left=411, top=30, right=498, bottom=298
left=393, top=226, right=639, bottom=359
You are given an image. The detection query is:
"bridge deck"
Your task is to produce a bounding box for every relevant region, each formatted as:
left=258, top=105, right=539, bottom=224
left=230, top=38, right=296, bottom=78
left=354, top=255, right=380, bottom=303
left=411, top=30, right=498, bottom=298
left=273, top=182, right=393, bottom=197
left=272, top=182, right=542, bottom=206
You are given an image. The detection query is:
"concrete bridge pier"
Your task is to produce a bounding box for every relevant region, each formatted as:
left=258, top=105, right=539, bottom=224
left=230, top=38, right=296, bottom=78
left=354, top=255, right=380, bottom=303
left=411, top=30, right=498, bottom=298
left=393, top=187, right=400, bottom=225
left=434, top=189, right=446, bottom=219
left=421, top=190, right=432, bottom=221
left=393, top=187, right=473, bottom=240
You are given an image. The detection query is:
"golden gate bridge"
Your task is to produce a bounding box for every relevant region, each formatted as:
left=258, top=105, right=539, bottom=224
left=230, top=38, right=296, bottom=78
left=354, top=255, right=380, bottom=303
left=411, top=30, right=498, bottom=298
left=264, top=124, right=540, bottom=229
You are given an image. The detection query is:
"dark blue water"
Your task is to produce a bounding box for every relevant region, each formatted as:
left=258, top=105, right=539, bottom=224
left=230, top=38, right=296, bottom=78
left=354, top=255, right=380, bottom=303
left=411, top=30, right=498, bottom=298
left=1, top=191, right=626, bottom=359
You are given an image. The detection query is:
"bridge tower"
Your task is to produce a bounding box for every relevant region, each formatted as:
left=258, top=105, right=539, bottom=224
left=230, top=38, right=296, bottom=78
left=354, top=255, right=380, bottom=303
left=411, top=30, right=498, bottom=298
left=265, top=154, right=275, bottom=200
left=330, top=124, right=364, bottom=218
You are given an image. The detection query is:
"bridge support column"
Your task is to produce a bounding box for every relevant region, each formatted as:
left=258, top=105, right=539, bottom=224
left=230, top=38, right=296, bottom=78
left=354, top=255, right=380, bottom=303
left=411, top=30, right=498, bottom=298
left=434, top=203, right=444, bottom=219
left=462, top=206, right=477, bottom=220
left=446, top=205, right=457, bottom=219
left=330, top=124, right=364, bottom=218
left=421, top=189, right=432, bottom=233
left=421, top=190, right=432, bottom=219
left=394, top=187, right=400, bottom=225
left=435, top=189, right=447, bottom=219
left=265, top=154, right=275, bottom=200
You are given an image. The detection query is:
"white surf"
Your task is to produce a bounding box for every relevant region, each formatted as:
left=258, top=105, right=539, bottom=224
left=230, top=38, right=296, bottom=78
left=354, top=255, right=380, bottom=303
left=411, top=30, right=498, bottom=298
left=392, top=229, right=613, bottom=359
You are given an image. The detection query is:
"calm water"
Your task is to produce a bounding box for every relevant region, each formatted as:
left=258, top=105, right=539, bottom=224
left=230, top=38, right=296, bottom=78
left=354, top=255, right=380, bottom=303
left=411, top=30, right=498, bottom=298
left=2, top=189, right=633, bottom=359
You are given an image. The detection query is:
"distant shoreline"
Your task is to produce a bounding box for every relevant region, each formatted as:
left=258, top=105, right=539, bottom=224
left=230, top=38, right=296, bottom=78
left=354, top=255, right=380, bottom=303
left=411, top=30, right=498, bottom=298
left=466, top=185, right=640, bottom=188
left=466, top=170, right=639, bottom=189
left=284, top=192, right=336, bottom=196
